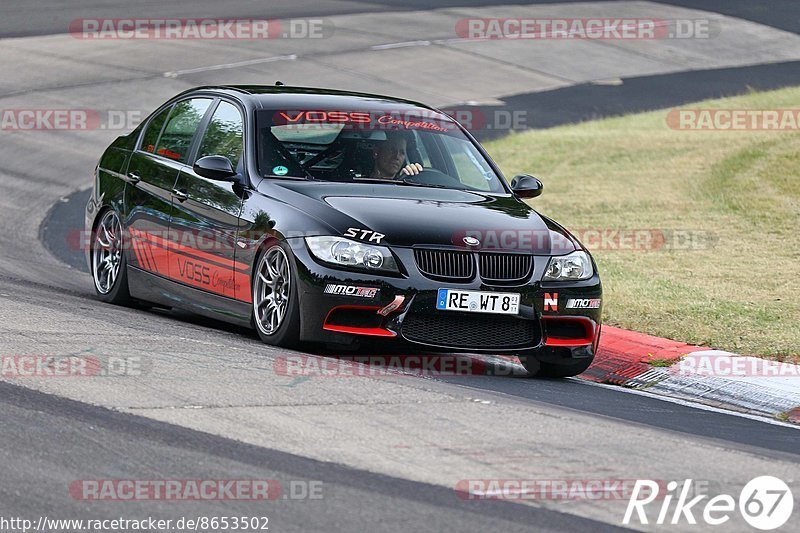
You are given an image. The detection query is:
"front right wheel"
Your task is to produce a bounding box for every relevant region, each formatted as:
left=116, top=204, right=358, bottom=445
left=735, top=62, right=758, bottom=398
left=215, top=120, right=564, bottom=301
left=252, top=243, right=301, bottom=348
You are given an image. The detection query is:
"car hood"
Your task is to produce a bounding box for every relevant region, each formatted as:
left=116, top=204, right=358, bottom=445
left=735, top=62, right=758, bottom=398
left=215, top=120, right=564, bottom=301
left=263, top=181, right=577, bottom=255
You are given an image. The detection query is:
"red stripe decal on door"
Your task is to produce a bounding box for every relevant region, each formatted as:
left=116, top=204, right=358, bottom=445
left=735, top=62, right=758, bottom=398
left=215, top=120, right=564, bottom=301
left=129, top=229, right=251, bottom=302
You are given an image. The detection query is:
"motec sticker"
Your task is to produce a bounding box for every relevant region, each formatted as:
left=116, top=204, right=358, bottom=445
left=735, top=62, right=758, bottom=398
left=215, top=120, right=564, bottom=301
left=324, top=284, right=379, bottom=298
left=344, top=227, right=385, bottom=244
left=565, top=298, right=601, bottom=309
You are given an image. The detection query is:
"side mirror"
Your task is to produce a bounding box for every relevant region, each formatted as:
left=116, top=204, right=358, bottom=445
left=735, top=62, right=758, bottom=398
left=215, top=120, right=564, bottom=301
left=194, top=155, right=237, bottom=181
left=510, top=174, right=543, bottom=198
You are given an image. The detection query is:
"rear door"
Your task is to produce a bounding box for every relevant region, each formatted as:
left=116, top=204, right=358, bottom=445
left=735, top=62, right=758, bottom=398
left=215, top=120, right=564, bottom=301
left=168, top=99, right=250, bottom=302
left=124, top=97, right=213, bottom=278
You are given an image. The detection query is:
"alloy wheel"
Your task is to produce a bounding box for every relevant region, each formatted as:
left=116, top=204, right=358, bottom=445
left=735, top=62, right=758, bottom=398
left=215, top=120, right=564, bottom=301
left=254, top=246, right=292, bottom=336
left=92, top=211, right=123, bottom=295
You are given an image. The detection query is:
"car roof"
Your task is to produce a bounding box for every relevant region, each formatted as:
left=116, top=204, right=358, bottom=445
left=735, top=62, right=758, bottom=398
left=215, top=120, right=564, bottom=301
left=181, top=85, right=444, bottom=114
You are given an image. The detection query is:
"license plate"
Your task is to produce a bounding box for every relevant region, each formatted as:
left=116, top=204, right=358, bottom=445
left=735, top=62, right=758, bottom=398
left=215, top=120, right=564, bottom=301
left=436, top=289, right=520, bottom=315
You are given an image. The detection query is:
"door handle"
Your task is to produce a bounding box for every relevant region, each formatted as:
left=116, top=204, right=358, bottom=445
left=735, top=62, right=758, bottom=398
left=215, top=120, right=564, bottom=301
left=126, top=172, right=141, bottom=184
left=172, top=188, right=189, bottom=202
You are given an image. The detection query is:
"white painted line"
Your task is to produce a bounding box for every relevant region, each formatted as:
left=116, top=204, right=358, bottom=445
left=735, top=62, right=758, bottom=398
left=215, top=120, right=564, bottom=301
left=163, top=54, right=297, bottom=78
left=371, top=40, right=431, bottom=50
left=591, top=78, right=624, bottom=86
left=575, top=378, right=800, bottom=430
left=371, top=37, right=518, bottom=49
left=463, top=98, right=507, bottom=106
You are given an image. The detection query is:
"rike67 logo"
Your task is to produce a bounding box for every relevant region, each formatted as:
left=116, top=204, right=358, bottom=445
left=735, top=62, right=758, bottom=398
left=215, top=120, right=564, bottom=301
left=624, top=476, right=793, bottom=530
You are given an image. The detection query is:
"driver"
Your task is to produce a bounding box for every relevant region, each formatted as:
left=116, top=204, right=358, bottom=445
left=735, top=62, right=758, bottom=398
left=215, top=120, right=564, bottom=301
left=370, top=133, right=423, bottom=179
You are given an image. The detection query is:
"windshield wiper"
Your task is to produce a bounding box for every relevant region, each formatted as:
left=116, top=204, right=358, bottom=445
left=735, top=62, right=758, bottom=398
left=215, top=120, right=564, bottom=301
left=397, top=177, right=452, bottom=189
left=351, top=177, right=452, bottom=189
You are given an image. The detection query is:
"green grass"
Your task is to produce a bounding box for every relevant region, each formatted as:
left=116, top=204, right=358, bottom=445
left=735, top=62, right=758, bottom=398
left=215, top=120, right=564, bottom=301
left=485, top=87, right=800, bottom=358
left=647, top=358, right=680, bottom=368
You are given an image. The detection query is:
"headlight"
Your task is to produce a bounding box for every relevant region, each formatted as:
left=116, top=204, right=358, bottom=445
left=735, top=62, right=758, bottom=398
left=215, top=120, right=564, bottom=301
left=305, top=236, right=399, bottom=273
left=543, top=251, right=594, bottom=281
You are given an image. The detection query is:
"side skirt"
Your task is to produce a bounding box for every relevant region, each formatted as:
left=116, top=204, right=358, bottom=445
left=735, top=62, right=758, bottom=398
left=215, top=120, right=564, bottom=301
left=128, top=266, right=253, bottom=328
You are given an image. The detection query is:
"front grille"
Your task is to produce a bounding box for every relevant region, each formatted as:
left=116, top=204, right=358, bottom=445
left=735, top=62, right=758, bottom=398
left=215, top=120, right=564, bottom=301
left=402, top=312, right=539, bottom=349
left=413, top=248, right=533, bottom=283
left=413, top=249, right=474, bottom=280
left=479, top=252, right=533, bottom=283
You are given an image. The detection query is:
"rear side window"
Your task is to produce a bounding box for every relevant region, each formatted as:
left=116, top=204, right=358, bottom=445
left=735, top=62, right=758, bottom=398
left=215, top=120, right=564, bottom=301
left=196, top=101, right=244, bottom=169
left=140, top=106, right=171, bottom=154
left=155, top=98, right=212, bottom=163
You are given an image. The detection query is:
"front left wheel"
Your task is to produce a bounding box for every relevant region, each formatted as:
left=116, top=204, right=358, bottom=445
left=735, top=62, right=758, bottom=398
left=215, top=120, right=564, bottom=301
left=252, top=243, right=301, bottom=348
left=91, top=209, right=132, bottom=305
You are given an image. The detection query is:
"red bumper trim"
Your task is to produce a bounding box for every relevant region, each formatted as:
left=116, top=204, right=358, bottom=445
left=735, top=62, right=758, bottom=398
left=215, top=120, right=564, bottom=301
left=323, top=305, right=397, bottom=338
left=323, top=324, right=397, bottom=337
left=541, top=316, right=598, bottom=347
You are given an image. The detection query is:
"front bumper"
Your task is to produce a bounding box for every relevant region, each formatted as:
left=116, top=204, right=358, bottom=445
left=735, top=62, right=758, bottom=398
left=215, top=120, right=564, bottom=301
left=288, top=238, right=602, bottom=361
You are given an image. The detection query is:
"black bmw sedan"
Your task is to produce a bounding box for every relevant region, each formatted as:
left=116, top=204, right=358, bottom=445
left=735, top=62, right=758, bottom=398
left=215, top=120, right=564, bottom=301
left=85, top=85, right=602, bottom=377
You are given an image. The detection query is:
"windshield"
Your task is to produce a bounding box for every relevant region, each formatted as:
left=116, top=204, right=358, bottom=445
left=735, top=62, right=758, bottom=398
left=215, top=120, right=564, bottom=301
left=256, top=108, right=506, bottom=193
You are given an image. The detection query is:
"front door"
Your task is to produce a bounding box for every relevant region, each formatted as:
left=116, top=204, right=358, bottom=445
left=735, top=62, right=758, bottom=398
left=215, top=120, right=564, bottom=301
left=168, top=99, right=249, bottom=302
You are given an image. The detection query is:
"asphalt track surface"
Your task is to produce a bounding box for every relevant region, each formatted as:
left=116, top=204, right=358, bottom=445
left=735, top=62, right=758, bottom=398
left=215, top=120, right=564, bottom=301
left=3, top=1, right=800, bottom=531
left=3, top=0, right=798, bottom=38
left=1, top=381, right=620, bottom=532
left=451, top=60, right=800, bottom=139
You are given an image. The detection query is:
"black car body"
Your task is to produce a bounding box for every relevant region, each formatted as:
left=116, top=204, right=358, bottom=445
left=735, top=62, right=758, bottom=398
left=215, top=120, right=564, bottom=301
left=86, top=85, right=602, bottom=377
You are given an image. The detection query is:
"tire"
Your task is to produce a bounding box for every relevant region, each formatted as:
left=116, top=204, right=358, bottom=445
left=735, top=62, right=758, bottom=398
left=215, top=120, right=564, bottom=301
left=520, top=356, right=593, bottom=378
left=252, top=242, right=301, bottom=348
left=91, top=209, right=133, bottom=306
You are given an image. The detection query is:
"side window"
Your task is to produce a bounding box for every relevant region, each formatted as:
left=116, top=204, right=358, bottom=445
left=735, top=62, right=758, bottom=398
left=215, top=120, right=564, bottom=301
left=197, top=101, right=244, bottom=169
left=410, top=132, right=432, bottom=167
left=140, top=106, right=171, bottom=154
left=155, top=98, right=212, bottom=163
left=440, top=135, right=495, bottom=191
